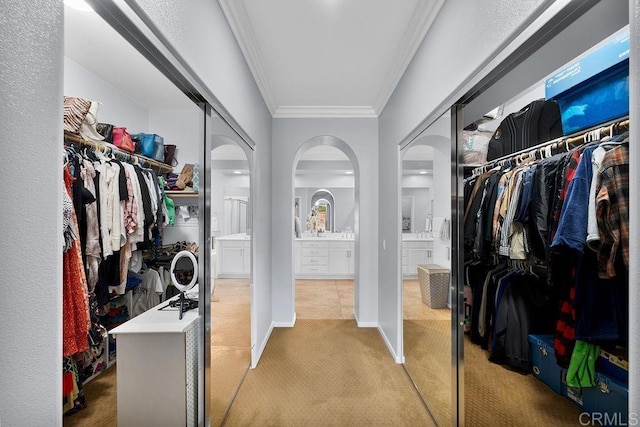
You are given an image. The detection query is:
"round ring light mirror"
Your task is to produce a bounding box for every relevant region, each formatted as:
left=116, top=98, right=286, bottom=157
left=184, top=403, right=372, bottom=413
left=170, top=250, right=198, bottom=292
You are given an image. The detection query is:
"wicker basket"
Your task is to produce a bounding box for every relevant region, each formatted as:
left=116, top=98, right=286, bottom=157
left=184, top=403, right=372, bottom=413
left=417, top=264, right=450, bottom=309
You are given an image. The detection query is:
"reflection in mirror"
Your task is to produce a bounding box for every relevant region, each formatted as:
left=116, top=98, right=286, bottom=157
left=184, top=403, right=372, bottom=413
left=402, top=111, right=452, bottom=426
left=401, top=196, right=414, bottom=232
left=310, top=189, right=335, bottom=232
left=209, top=134, right=253, bottom=427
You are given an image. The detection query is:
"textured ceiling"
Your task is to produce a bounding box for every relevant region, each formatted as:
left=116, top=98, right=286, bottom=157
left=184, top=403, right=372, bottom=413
left=219, top=0, right=445, bottom=117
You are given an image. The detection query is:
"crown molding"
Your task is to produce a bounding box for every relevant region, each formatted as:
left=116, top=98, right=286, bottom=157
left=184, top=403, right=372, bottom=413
left=274, top=106, right=378, bottom=118
left=372, top=0, right=447, bottom=115
left=218, top=0, right=279, bottom=115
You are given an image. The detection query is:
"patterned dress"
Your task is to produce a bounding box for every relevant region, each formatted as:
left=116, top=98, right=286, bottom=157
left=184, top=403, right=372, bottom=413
left=63, top=166, right=91, bottom=357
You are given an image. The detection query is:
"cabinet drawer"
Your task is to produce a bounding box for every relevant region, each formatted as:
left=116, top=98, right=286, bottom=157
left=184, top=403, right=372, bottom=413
left=301, top=265, right=329, bottom=274
left=302, top=247, right=329, bottom=257
left=330, top=241, right=351, bottom=249
left=302, top=241, right=329, bottom=249
left=302, top=256, right=328, bottom=266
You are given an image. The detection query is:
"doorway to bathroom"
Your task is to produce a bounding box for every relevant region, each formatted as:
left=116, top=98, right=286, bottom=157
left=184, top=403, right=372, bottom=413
left=292, top=140, right=359, bottom=322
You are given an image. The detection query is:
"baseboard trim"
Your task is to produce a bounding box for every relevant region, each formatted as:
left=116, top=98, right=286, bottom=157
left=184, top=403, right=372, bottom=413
left=353, top=310, right=378, bottom=328
left=378, top=326, right=405, bottom=364
left=273, top=312, right=296, bottom=327
left=252, top=321, right=274, bottom=369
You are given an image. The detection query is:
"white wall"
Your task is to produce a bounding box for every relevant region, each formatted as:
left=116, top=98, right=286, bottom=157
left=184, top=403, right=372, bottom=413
left=149, top=108, right=202, bottom=245
left=211, top=169, right=226, bottom=236
left=131, top=0, right=273, bottom=366
left=149, top=108, right=201, bottom=175
left=132, top=0, right=270, bottom=145
left=0, top=1, right=63, bottom=425
left=64, top=57, right=149, bottom=132
left=629, top=0, right=639, bottom=418
left=272, top=118, right=378, bottom=325
left=295, top=174, right=355, bottom=188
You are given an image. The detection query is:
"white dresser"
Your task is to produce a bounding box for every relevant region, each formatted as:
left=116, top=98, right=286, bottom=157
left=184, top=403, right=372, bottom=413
left=110, top=298, right=199, bottom=427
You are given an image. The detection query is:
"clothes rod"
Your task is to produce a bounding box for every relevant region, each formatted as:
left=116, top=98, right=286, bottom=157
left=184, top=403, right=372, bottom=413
left=471, top=116, right=629, bottom=176
left=64, top=132, right=173, bottom=174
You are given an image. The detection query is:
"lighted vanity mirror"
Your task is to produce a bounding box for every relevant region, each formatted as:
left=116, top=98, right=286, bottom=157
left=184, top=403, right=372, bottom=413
left=170, top=250, right=198, bottom=291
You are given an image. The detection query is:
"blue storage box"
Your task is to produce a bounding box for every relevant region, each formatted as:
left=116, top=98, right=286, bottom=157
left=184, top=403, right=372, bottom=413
left=596, top=349, right=628, bottom=384
left=528, top=334, right=566, bottom=395
left=545, top=26, right=629, bottom=134
left=581, top=372, right=628, bottom=427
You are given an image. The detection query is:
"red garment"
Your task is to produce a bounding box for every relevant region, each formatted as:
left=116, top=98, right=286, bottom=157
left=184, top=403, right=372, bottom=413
left=63, top=167, right=91, bottom=357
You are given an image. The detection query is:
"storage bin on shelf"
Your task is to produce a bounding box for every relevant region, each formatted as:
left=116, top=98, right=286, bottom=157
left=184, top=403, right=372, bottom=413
left=417, top=264, right=450, bottom=309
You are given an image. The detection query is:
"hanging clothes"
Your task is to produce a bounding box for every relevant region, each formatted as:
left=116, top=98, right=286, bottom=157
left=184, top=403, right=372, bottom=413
left=62, top=166, right=91, bottom=357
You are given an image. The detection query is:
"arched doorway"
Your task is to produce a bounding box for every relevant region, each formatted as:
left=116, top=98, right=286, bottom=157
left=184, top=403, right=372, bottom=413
left=291, top=136, right=361, bottom=322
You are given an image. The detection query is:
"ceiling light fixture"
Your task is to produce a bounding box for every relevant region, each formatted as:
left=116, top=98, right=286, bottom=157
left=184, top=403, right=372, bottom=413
left=233, top=170, right=243, bottom=174
left=345, top=170, right=353, bottom=175
left=419, top=171, right=428, bottom=174
left=64, top=0, right=93, bottom=12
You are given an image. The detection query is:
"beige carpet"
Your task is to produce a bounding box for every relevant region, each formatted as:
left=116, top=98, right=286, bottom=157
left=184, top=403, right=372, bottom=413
left=464, top=335, right=584, bottom=426
left=404, top=319, right=452, bottom=427
left=402, top=279, right=585, bottom=426
left=223, top=319, right=435, bottom=426
left=64, top=365, right=117, bottom=427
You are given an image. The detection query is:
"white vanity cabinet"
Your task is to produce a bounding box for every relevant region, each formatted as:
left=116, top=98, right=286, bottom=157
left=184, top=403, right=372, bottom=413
left=402, top=239, right=434, bottom=277
left=329, top=241, right=354, bottom=275
left=216, top=235, right=250, bottom=278
left=301, top=240, right=329, bottom=275
left=294, top=237, right=355, bottom=278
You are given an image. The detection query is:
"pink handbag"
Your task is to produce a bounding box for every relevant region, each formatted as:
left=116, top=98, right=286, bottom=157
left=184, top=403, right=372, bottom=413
left=112, top=127, right=135, bottom=152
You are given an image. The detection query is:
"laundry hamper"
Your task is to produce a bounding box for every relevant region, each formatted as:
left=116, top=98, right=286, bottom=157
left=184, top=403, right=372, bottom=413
left=417, top=264, right=450, bottom=309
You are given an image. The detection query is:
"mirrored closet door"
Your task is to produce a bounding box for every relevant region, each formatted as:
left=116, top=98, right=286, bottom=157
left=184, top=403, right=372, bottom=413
left=401, top=111, right=453, bottom=426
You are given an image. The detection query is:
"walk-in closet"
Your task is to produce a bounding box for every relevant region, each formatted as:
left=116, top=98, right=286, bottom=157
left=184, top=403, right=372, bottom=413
left=3, top=0, right=639, bottom=425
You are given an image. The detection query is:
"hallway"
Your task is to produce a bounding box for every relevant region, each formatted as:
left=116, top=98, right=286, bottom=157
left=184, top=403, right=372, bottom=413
left=214, top=278, right=435, bottom=426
